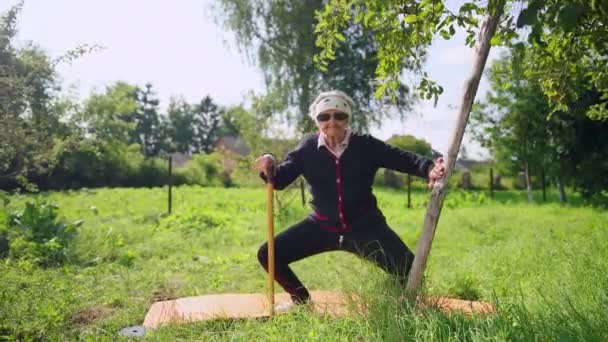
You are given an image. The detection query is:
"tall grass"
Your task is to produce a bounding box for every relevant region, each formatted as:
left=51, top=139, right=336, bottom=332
left=0, top=186, right=606, bottom=340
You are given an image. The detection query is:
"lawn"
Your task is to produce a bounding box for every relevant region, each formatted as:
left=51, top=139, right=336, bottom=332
left=1, top=185, right=607, bottom=340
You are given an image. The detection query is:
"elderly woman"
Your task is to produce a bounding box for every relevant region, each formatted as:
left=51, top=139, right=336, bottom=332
left=255, top=90, right=444, bottom=311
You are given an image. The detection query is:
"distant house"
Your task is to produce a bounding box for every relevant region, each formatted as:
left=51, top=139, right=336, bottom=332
left=214, top=136, right=251, bottom=172
left=169, top=152, right=192, bottom=168
left=454, top=159, right=480, bottom=172
left=215, top=136, right=250, bottom=156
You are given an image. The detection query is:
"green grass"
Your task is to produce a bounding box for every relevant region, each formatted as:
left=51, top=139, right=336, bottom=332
left=1, top=185, right=607, bottom=340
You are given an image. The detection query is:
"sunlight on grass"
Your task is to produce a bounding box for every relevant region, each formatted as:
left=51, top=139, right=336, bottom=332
left=1, top=186, right=607, bottom=340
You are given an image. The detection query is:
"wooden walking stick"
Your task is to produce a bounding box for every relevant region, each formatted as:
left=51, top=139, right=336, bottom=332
left=267, top=182, right=275, bottom=316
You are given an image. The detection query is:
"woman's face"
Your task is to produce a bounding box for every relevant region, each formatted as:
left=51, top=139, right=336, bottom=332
left=316, top=109, right=349, bottom=138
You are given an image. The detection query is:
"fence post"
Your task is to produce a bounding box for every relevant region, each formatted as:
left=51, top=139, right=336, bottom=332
left=168, top=155, right=173, bottom=215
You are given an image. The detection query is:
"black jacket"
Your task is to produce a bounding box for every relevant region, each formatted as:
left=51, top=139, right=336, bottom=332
left=262, top=132, right=434, bottom=232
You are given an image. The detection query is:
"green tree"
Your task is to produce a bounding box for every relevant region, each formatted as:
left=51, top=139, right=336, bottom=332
left=193, top=96, right=222, bottom=153
left=471, top=51, right=608, bottom=199
left=471, top=52, right=554, bottom=200
left=221, top=101, right=270, bottom=157
left=216, top=104, right=242, bottom=138
left=214, top=0, right=413, bottom=132
left=315, top=0, right=608, bottom=120
left=132, top=83, right=163, bottom=156
left=166, top=97, right=196, bottom=153
left=81, top=82, right=138, bottom=144
left=386, top=134, right=433, bottom=157
left=166, top=96, right=242, bottom=154
left=517, top=0, right=608, bottom=120
left=0, top=4, right=60, bottom=187
left=384, top=134, right=435, bottom=189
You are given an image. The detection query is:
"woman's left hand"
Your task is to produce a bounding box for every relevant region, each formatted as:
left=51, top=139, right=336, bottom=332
left=428, top=157, right=445, bottom=189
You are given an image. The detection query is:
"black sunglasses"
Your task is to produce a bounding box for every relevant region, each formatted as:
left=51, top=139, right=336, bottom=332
left=316, top=112, right=349, bottom=122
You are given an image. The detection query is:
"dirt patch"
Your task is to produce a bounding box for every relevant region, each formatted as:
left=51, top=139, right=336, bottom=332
left=71, top=305, right=114, bottom=326
left=420, top=296, right=494, bottom=314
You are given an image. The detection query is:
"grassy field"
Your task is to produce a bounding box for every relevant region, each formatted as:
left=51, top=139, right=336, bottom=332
left=1, top=185, right=607, bottom=340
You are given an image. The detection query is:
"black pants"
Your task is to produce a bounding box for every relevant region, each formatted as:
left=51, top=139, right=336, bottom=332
left=257, top=209, right=415, bottom=303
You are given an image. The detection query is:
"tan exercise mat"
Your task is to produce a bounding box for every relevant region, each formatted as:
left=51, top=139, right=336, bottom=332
left=143, top=290, right=493, bottom=329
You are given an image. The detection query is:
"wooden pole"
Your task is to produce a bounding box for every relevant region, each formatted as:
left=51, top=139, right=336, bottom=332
left=406, top=2, right=505, bottom=297
left=168, top=155, right=173, bottom=215
left=267, top=182, right=275, bottom=316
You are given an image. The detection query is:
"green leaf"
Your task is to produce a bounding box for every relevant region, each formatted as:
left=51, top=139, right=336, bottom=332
left=559, top=4, right=583, bottom=32
left=354, top=11, right=364, bottom=24
left=364, top=10, right=375, bottom=26
left=490, top=35, right=501, bottom=46
left=460, top=2, right=478, bottom=13
left=335, top=32, right=346, bottom=42
left=517, top=1, right=542, bottom=28
left=465, top=33, right=476, bottom=47
left=404, top=14, right=418, bottom=23
left=517, top=8, right=535, bottom=28
left=0, top=191, right=9, bottom=206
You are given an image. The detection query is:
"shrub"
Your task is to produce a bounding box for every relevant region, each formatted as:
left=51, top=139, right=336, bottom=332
left=132, top=157, right=168, bottom=187
left=175, top=153, right=232, bottom=187
left=0, top=211, right=8, bottom=258
left=4, top=200, right=81, bottom=267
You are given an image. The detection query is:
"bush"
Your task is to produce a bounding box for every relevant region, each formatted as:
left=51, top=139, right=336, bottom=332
left=373, top=170, right=429, bottom=191
left=33, top=139, right=171, bottom=190
left=0, top=212, right=8, bottom=258
left=3, top=200, right=81, bottom=267
left=131, top=157, right=168, bottom=187
left=175, top=153, right=232, bottom=187
left=8, top=134, right=240, bottom=191
left=0, top=192, right=8, bottom=257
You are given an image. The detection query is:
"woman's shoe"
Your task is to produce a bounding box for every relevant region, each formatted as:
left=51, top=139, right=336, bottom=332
left=275, top=301, right=298, bottom=314
left=274, top=300, right=313, bottom=314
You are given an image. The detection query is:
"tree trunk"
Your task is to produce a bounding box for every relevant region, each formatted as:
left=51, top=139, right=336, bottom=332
left=406, top=1, right=506, bottom=297
left=557, top=178, right=567, bottom=204
left=525, top=161, right=533, bottom=202
left=541, top=168, right=546, bottom=202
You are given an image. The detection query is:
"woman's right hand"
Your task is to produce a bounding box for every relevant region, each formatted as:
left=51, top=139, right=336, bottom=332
left=254, top=154, right=275, bottom=178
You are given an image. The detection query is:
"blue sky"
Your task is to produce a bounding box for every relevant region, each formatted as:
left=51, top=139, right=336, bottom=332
left=4, top=0, right=502, bottom=159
